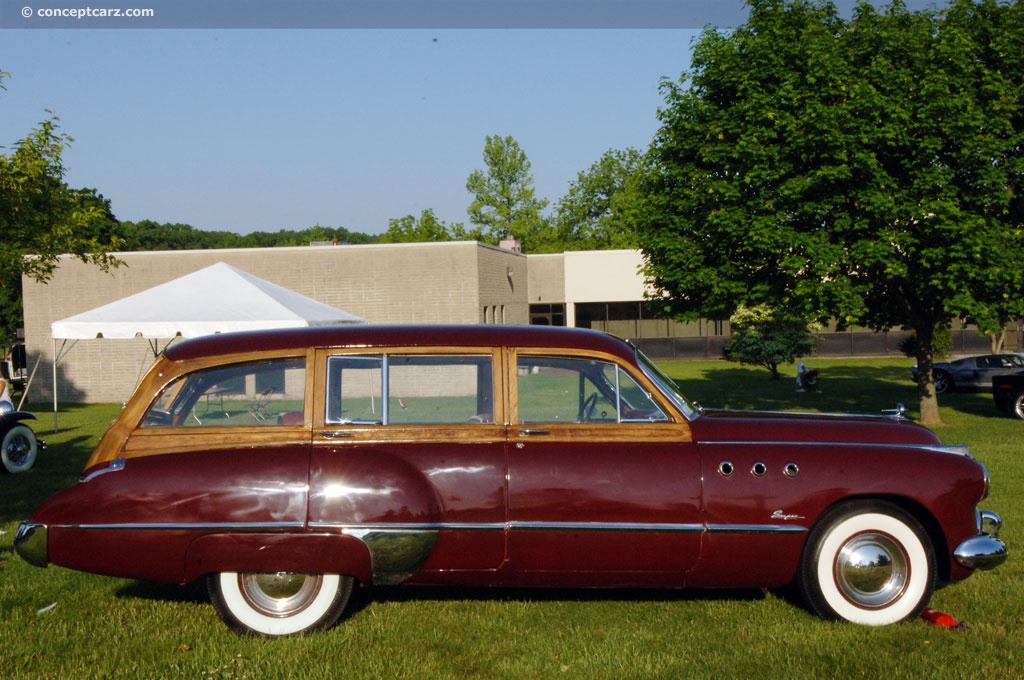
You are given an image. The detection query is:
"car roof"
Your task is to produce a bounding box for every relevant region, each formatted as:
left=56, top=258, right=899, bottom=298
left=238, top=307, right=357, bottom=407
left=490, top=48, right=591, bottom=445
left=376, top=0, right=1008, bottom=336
left=163, top=324, right=635, bottom=362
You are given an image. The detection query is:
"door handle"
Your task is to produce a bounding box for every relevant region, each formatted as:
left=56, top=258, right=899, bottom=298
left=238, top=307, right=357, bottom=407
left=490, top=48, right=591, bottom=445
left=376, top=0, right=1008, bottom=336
left=321, top=431, right=354, bottom=439
left=518, top=428, right=550, bottom=436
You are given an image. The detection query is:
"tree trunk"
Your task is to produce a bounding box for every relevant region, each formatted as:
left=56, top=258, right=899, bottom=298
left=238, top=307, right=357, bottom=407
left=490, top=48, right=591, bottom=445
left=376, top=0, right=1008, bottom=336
left=915, top=332, right=943, bottom=427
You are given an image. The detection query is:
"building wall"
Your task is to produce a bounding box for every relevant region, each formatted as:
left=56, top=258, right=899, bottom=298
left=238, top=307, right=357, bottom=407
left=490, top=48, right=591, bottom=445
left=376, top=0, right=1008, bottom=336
left=476, top=244, right=528, bottom=325
left=23, top=242, right=525, bottom=403
left=526, top=253, right=565, bottom=305
left=22, top=243, right=1014, bottom=404
left=563, top=250, right=647, bottom=302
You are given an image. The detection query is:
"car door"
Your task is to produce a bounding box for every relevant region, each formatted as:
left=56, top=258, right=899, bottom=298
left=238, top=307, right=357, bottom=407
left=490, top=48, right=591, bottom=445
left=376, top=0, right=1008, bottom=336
left=308, top=349, right=508, bottom=583
left=505, top=350, right=701, bottom=580
left=972, top=355, right=1024, bottom=389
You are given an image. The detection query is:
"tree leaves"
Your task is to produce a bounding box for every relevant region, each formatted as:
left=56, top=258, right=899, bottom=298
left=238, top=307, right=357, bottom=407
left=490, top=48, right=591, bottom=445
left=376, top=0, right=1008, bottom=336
left=636, top=0, right=1024, bottom=424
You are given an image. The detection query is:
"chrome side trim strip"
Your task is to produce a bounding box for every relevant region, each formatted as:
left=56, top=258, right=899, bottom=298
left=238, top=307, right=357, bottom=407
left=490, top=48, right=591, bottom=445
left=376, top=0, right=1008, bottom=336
left=317, top=521, right=805, bottom=535
left=80, top=457, right=126, bottom=482
left=700, top=440, right=973, bottom=457
left=54, top=520, right=807, bottom=535
left=311, top=521, right=503, bottom=531
left=507, top=521, right=705, bottom=533
left=706, top=523, right=807, bottom=534
left=53, top=521, right=306, bottom=531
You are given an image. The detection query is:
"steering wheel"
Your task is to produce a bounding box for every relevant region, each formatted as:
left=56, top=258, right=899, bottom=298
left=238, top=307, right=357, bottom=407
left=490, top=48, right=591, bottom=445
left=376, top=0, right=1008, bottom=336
left=578, top=392, right=599, bottom=422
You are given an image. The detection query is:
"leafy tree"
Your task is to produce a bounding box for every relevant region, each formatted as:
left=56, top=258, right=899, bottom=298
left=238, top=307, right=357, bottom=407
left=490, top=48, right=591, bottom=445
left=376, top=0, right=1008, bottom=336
left=379, top=209, right=478, bottom=243
left=553, top=148, right=644, bottom=251
left=723, top=304, right=817, bottom=380
left=637, top=0, right=1024, bottom=425
left=466, top=135, right=549, bottom=248
left=118, top=220, right=236, bottom=250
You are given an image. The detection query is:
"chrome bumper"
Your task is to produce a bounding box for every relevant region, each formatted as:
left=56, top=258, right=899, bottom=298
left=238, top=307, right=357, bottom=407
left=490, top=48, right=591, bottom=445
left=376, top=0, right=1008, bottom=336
left=14, top=522, right=49, bottom=568
left=954, top=510, right=1007, bottom=571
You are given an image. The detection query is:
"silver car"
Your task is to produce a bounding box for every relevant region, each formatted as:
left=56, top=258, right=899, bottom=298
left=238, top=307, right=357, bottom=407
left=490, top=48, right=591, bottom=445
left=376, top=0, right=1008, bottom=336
left=912, top=354, right=1024, bottom=394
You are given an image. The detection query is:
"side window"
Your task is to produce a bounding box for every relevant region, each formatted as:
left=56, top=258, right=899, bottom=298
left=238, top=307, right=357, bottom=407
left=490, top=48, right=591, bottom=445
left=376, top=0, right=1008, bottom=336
left=612, top=365, right=669, bottom=422
left=141, top=358, right=306, bottom=428
left=326, top=354, right=494, bottom=425
left=517, top=355, right=666, bottom=424
left=326, top=356, right=384, bottom=423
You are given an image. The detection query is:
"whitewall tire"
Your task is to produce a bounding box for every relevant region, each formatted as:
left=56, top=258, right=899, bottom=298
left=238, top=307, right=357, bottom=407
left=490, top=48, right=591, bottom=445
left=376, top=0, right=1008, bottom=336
left=208, top=572, right=353, bottom=636
left=799, top=501, right=935, bottom=626
left=2, top=424, right=38, bottom=474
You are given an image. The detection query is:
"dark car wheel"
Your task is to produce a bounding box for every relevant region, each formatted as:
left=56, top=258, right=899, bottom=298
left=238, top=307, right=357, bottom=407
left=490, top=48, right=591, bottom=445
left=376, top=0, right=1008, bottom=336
left=208, top=572, right=354, bottom=636
left=933, top=370, right=952, bottom=394
left=1012, top=393, right=1024, bottom=420
left=799, top=500, right=935, bottom=626
left=2, top=424, right=38, bottom=474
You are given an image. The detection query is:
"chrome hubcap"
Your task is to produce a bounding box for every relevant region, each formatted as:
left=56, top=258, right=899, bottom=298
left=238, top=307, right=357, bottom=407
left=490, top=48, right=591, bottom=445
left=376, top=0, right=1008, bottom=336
left=835, top=533, right=908, bottom=608
left=5, top=434, right=31, bottom=465
left=239, top=573, right=322, bottom=618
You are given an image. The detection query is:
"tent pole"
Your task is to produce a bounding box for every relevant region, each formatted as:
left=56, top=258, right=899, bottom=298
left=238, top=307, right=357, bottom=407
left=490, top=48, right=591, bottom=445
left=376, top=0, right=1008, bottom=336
left=52, top=337, right=59, bottom=432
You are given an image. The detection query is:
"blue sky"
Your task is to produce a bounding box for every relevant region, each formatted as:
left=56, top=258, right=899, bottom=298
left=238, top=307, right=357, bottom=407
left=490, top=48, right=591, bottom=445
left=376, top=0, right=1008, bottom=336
left=2, top=29, right=697, bottom=234
left=0, top=1, right=935, bottom=236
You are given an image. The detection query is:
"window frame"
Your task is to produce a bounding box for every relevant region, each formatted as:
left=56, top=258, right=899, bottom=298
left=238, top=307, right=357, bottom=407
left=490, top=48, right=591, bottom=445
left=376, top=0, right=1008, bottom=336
left=318, top=348, right=503, bottom=428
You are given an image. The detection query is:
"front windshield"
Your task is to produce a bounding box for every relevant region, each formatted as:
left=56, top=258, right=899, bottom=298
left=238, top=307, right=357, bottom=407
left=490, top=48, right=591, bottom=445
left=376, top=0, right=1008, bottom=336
left=636, top=349, right=700, bottom=420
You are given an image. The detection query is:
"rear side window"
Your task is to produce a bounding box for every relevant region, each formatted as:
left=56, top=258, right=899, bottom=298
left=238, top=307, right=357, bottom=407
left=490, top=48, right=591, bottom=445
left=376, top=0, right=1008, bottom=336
left=326, top=354, right=494, bottom=425
left=141, top=358, right=306, bottom=427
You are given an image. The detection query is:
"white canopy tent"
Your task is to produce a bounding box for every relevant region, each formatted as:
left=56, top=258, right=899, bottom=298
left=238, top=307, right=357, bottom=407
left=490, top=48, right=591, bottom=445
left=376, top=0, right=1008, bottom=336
left=49, top=262, right=367, bottom=427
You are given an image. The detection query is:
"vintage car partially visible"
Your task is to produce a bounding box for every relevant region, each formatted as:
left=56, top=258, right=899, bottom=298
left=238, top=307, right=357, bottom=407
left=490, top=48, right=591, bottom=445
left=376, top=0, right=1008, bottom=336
left=16, top=326, right=1006, bottom=635
left=992, top=372, right=1024, bottom=419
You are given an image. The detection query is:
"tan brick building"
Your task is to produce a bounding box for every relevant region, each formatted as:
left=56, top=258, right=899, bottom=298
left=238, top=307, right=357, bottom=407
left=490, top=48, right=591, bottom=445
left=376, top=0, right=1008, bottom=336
left=21, top=241, right=1003, bottom=404
left=24, top=241, right=528, bottom=403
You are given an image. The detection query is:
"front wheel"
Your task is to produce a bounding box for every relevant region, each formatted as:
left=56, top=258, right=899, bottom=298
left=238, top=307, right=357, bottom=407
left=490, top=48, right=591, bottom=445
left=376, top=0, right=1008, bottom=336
left=208, top=572, right=354, bottom=636
left=2, top=424, right=38, bottom=474
left=933, top=370, right=952, bottom=394
left=799, top=501, right=935, bottom=626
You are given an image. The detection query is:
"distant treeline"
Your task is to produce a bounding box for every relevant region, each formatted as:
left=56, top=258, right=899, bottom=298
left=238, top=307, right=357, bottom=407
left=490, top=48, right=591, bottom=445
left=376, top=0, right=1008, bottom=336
left=116, top=220, right=381, bottom=252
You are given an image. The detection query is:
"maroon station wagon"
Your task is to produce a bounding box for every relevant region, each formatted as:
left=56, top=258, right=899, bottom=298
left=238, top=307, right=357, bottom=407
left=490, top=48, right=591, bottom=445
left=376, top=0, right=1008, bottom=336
left=16, top=325, right=1006, bottom=635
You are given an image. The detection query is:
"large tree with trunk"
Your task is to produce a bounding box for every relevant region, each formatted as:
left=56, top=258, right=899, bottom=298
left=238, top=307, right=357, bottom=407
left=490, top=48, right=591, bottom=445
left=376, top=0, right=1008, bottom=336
left=637, top=0, right=1024, bottom=425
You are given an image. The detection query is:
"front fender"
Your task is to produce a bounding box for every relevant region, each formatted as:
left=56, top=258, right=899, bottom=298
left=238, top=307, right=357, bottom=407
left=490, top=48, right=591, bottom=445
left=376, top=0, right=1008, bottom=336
left=0, top=411, right=38, bottom=427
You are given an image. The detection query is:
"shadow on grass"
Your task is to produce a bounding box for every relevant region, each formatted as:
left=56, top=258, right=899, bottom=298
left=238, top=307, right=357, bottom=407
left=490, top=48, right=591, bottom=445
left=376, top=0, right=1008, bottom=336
left=116, top=579, right=210, bottom=605
left=365, top=584, right=765, bottom=606
left=113, top=578, right=767, bottom=618
left=0, top=433, right=96, bottom=524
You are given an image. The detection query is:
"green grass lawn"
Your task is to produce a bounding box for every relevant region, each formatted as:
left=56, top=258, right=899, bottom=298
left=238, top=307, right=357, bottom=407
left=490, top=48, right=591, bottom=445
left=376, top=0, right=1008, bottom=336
left=1, top=358, right=1019, bottom=679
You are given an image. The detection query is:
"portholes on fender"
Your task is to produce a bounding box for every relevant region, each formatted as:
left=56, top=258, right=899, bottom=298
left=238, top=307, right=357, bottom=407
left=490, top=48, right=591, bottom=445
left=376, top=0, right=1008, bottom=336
left=784, top=462, right=800, bottom=477
left=718, top=461, right=734, bottom=477
left=751, top=462, right=767, bottom=477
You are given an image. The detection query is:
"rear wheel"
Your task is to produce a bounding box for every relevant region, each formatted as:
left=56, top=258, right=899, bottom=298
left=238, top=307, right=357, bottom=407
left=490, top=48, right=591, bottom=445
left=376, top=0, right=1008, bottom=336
left=2, top=424, right=38, bottom=474
left=799, top=501, right=935, bottom=625
left=208, top=572, right=353, bottom=636
left=1012, top=392, right=1024, bottom=420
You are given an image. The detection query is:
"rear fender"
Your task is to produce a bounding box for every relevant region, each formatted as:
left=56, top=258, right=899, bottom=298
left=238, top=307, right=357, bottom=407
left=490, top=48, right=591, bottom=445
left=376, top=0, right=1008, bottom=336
left=184, top=532, right=373, bottom=584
